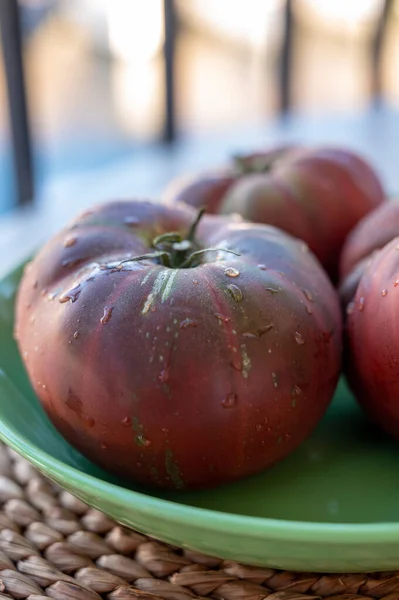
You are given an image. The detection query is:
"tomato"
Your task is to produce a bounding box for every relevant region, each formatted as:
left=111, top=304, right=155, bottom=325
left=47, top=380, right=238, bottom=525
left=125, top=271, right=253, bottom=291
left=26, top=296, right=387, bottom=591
left=346, top=237, right=399, bottom=437
left=15, top=200, right=341, bottom=490
left=340, top=202, right=399, bottom=304
left=164, top=146, right=385, bottom=280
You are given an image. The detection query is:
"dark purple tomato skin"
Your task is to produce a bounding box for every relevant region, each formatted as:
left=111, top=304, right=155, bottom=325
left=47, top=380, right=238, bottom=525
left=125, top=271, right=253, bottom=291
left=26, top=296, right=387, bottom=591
left=340, top=202, right=399, bottom=279
left=346, top=237, right=399, bottom=438
left=339, top=202, right=399, bottom=306
left=15, top=200, right=342, bottom=490
left=339, top=202, right=399, bottom=304
left=164, top=146, right=385, bottom=280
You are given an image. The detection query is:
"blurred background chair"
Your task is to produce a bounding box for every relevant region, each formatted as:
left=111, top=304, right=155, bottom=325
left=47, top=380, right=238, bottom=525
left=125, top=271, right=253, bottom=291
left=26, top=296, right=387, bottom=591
left=0, top=0, right=34, bottom=207
left=0, top=0, right=397, bottom=211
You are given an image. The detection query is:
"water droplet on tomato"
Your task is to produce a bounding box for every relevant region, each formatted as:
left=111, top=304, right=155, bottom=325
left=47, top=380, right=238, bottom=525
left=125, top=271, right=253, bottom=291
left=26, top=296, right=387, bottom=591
left=73, top=331, right=79, bottom=339
left=64, top=236, right=77, bottom=248
left=302, top=289, right=313, bottom=302
left=101, top=442, right=108, bottom=450
left=100, top=306, right=114, bottom=325
left=180, top=318, right=198, bottom=329
left=227, top=284, right=243, bottom=302
left=257, top=264, right=267, bottom=270
left=215, top=313, right=231, bottom=323
left=381, top=289, right=388, bottom=297
left=272, top=372, right=279, bottom=388
left=358, top=297, right=365, bottom=311
left=124, top=216, right=139, bottom=226
left=230, top=359, right=242, bottom=371
left=29, top=315, right=35, bottom=324
left=46, top=290, right=54, bottom=301
left=158, top=367, right=169, bottom=383
left=305, top=304, right=313, bottom=315
left=294, top=331, right=305, bottom=345
left=192, top=279, right=199, bottom=284
left=243, top=324, right=273, bottom=338
left=224, top=267, right=240, bottom=278
left=135, top=434, right=151, bottom=447
left=395, top=280, right=399, bottom=287
left=265, top=286, right=279, bottom=294
left=222, top=393, right=237, bottom=408
left=121, top=416, right=131, bottom=427
left=65, top=391, right=94, bottom=428
left=65, top=390, right=82, bottom=415
left=346, top=301, right=355, bottom=315
left=59, top=283, right=82, bottom=304
left=256, top=424, right=262, bottom=432
left=292, top=384, right=301, bottom=396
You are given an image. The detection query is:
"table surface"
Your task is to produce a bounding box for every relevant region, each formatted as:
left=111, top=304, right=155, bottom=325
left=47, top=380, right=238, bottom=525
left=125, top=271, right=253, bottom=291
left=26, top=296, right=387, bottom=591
left=1, top=105, right=398, bottom=278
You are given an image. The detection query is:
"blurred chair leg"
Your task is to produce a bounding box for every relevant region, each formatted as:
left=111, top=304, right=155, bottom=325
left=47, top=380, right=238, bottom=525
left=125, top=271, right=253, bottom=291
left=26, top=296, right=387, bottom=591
left=277, top=0, right=294, bottom=115
left=371, top=0, right=393, bottom=104
left=0, top=0, right=34, bottom=206
left=162, top=0, right=176, bottom=143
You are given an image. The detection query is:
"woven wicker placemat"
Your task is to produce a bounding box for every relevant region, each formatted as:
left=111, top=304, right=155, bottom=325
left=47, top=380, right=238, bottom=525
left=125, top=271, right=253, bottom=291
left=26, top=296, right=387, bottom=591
left=0, top=443, right=397, bottom=600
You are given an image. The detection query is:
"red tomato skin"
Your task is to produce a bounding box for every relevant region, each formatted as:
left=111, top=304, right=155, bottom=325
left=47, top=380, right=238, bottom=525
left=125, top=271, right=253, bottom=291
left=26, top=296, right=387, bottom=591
left=165, top=146, right=385, bottom=280
left=340, top=202, right=399, bottom=278
left=346, top=237, right=399, bottom=438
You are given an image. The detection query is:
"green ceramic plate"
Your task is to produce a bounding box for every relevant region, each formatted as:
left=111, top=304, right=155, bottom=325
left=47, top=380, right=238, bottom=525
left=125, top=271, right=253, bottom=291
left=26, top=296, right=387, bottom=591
left=1, top=263, right=399, bottom=573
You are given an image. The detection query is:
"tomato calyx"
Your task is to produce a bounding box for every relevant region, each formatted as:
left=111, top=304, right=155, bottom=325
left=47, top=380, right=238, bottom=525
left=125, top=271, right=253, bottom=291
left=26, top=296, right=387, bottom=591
left=152, top=207, right=206, bottom=267
left=232, top=149, right=289, bottom=176
left=117, top=208, right=240, bottom=269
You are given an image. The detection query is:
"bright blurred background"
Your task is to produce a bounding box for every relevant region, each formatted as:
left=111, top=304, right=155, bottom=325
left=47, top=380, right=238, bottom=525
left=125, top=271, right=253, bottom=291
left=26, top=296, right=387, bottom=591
left=0, top=0, right=398, bottom=269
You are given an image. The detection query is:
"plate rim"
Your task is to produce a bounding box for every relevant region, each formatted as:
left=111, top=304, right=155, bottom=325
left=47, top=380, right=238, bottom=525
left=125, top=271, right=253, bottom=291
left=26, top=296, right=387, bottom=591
left=1, top=370, right=399, bottom=546
left=2, top=259, right=399, bottom=550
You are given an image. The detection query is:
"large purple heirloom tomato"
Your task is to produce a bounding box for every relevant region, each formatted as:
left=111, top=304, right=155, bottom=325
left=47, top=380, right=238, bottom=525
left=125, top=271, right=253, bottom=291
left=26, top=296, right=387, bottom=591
left=15, top=200, right=341, bottom=490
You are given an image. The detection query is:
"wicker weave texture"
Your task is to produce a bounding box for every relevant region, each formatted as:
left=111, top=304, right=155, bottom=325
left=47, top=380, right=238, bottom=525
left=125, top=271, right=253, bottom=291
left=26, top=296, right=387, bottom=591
left=0, top=444, right=397, bottom=599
